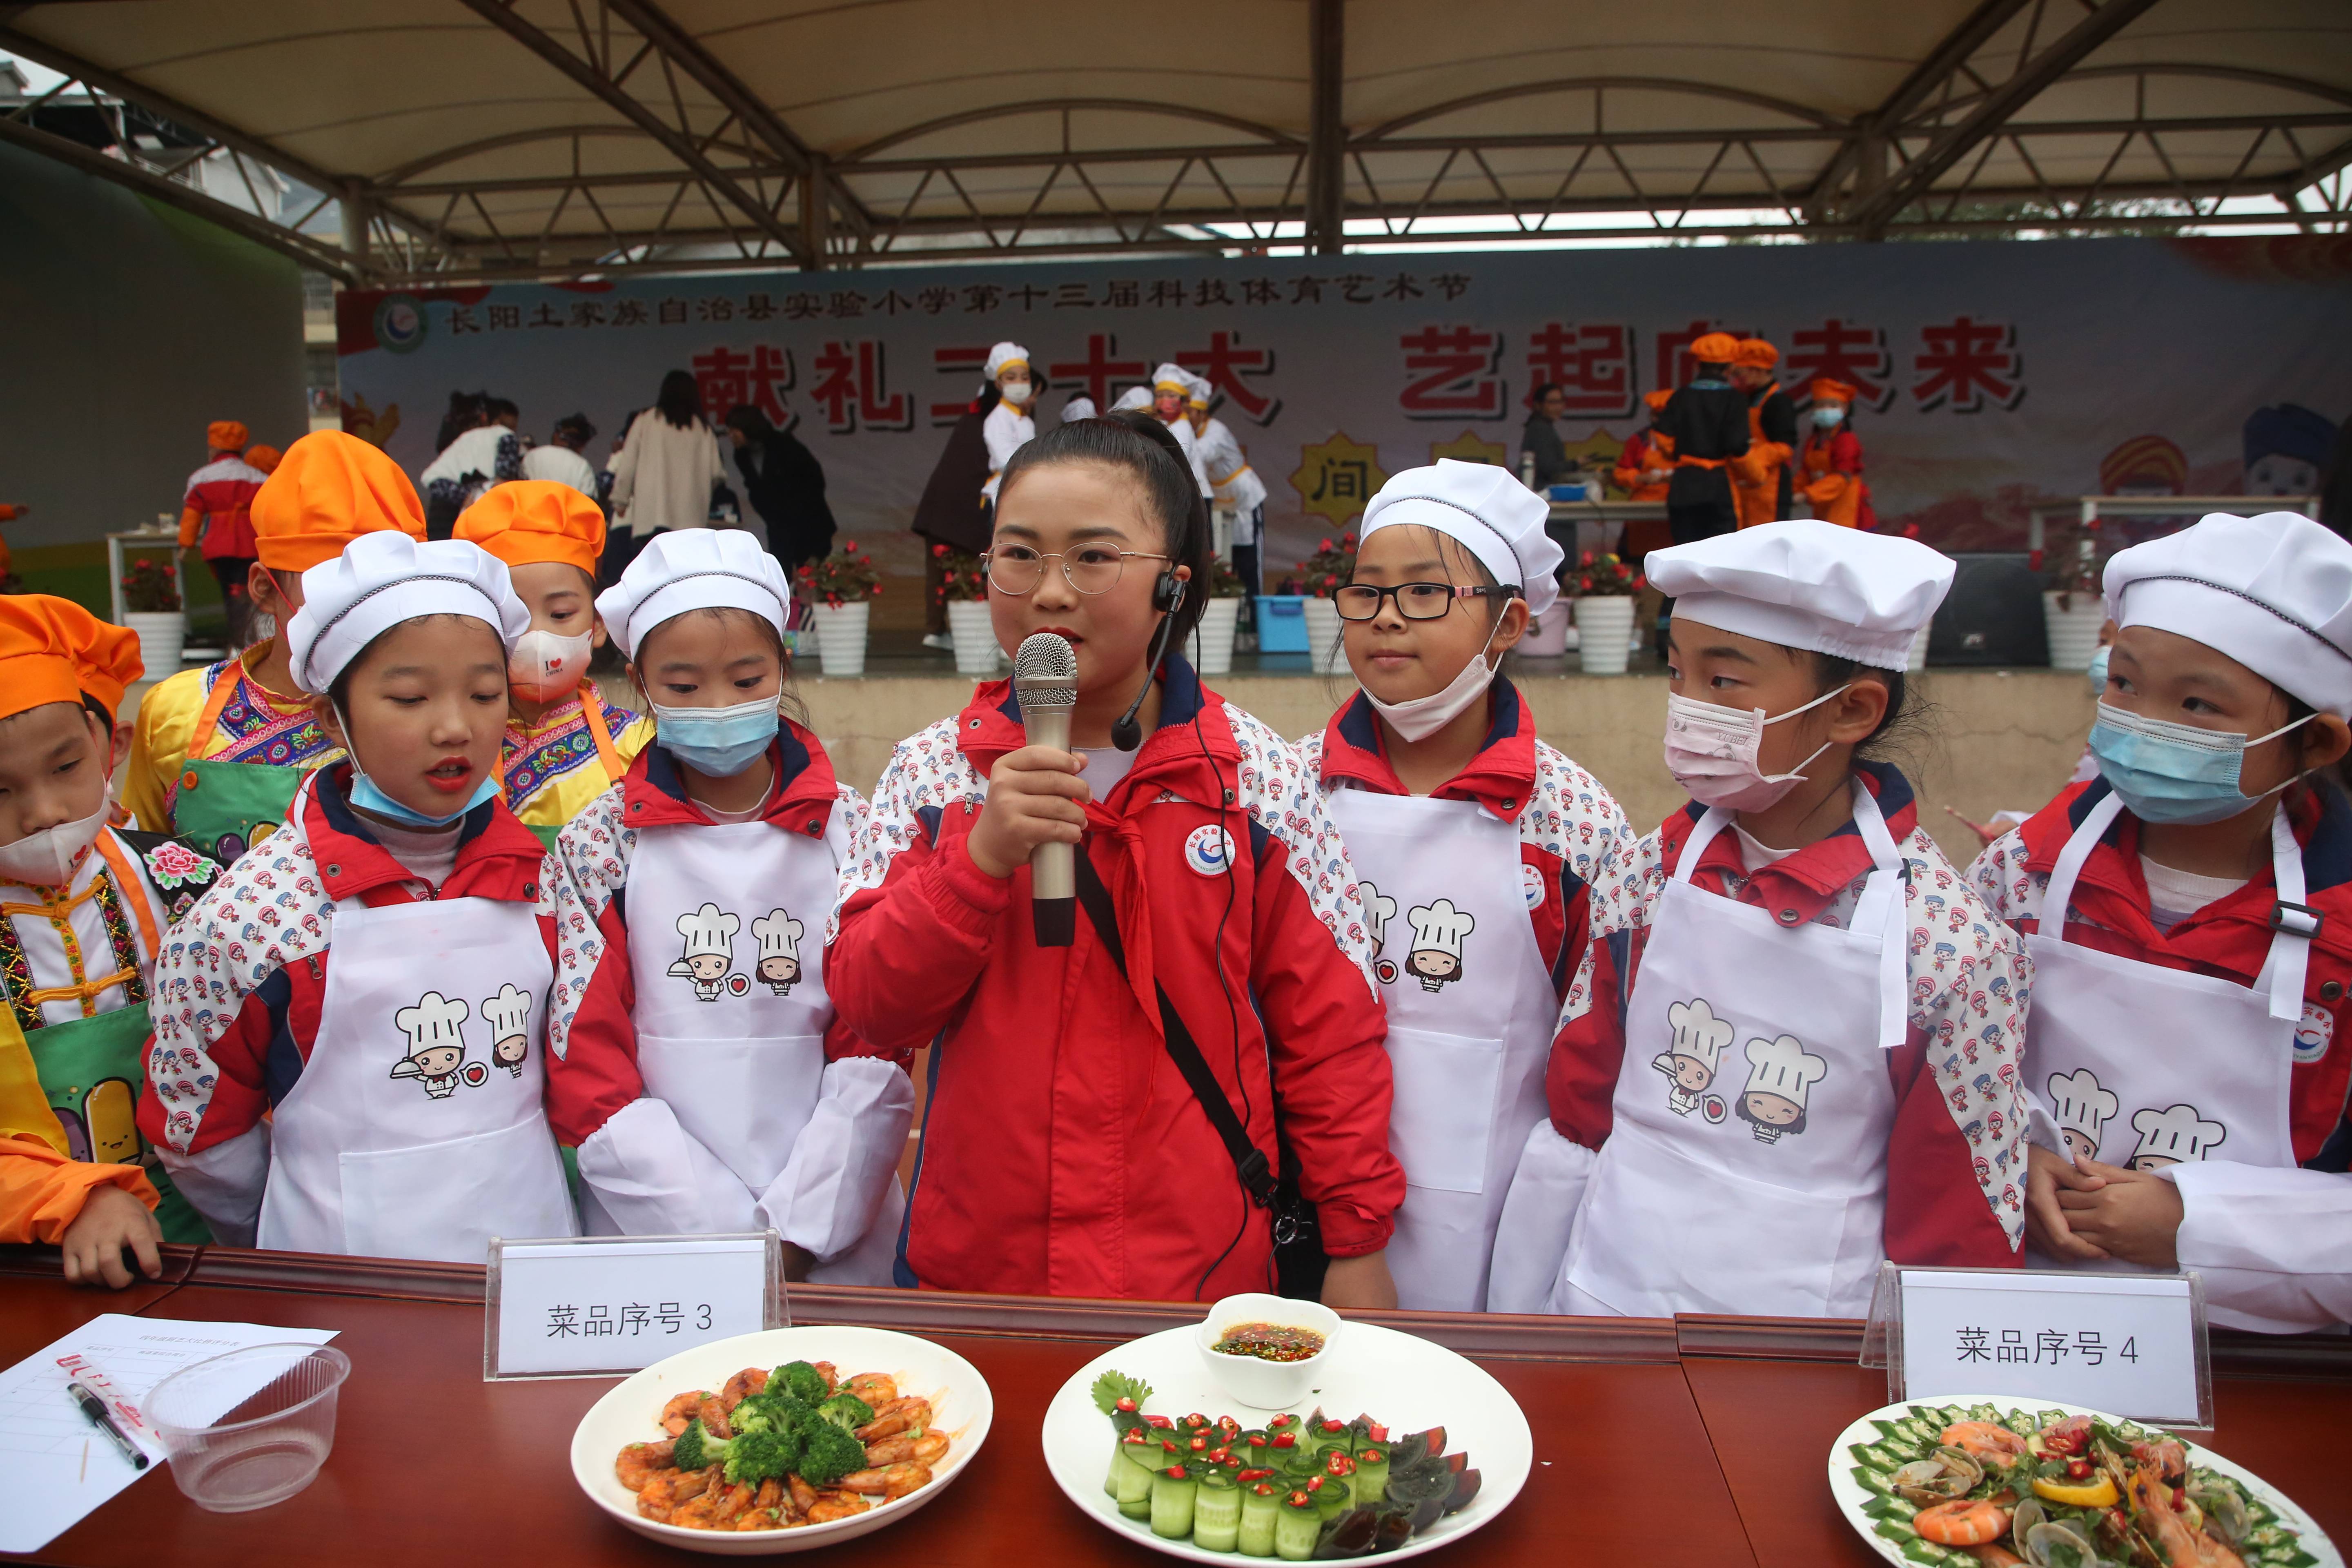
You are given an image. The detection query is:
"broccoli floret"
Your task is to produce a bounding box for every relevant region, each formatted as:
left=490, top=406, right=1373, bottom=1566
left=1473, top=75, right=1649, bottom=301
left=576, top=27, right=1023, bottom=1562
left=816, top=1392, right=874, bottom=1434
left=796, top=1420, right=867, bottom=1488
left=672, top=1416, right=717, bottom=1473
left=723, top=1427, right=801, bottom=1487
left=775, top=1360, right=829, bottom=1405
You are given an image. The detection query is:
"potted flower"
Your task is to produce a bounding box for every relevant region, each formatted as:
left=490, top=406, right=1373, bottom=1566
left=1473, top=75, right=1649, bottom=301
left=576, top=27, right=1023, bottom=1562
left=121, top=555, right=187, bottom=673
left=931, top=544, right=1000, bottom=676
left=1292, top=534, right=1356, bottom=675
left=795, top=540, right=882, bottom=677
left=1567, top=551, right=1642, bottom=676
left=2040, top=528, right=2105, bottom=673
left=1193, top=558, right=1248, bottom=676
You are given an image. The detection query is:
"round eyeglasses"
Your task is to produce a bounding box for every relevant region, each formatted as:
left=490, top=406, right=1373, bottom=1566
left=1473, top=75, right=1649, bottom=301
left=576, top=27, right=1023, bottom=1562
left=1332, top=581, right=1516, bottom=621
left=980, top=544, right=1169, bottom=597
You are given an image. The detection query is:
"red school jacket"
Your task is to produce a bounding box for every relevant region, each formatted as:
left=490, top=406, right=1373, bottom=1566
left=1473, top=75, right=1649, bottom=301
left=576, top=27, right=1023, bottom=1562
left=826, top=657, right=1405, bottom=1301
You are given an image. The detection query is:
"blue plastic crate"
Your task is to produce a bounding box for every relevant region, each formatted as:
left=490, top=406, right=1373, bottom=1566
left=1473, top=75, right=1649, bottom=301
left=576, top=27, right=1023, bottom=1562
left=1255, top=594, right=1308, bottom=653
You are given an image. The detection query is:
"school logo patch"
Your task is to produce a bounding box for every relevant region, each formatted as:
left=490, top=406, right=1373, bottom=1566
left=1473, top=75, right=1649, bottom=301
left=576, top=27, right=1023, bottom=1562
left=2295, top=1000, right=2334, bottom=1065
left=1184, top=824, right=1235, bottom=876
left=1521, top=862, right=1544, bottom=911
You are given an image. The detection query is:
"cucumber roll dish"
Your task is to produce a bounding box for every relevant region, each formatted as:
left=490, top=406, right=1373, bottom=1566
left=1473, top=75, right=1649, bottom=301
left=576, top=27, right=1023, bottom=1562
left=1085, top=1371, right=1482, bottom=1558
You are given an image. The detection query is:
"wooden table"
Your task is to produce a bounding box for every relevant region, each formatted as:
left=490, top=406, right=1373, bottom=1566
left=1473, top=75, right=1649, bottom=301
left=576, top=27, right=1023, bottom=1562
left=4, top=1246, right=2347, bottom=1567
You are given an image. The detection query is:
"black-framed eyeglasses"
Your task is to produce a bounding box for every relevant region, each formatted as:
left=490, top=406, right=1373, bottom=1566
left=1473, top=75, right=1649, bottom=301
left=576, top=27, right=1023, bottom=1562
left=980, top=544, right=1169, bottom=597
left=1332, top=581, right=1517, bottom=621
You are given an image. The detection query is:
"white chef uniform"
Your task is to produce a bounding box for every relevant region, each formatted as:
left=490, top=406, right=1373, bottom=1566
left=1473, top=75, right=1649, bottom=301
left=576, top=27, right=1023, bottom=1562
left=2014, top=512, right=2352, bottom=1331
left=1151, top=365, right=1217, bottom=500
left=1185, top=373, right=1267, bottom=546
left=979, top=341, right=1035, bottom=503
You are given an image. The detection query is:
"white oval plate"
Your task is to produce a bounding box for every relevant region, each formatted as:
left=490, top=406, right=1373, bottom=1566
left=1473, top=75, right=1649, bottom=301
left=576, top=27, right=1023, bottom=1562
left=568, top=1325, right=992, bottom=1556
left=1040, top=1321, right=1531, bottom=1564
left=1827, top=1394, right=2340, bottom=1568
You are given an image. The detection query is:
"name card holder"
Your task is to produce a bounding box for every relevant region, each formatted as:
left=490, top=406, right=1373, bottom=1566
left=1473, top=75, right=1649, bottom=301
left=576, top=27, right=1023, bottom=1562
left=484, top=1231, right=786, bottom=1381
left=1862, top=1263, right=2212, bottom=1430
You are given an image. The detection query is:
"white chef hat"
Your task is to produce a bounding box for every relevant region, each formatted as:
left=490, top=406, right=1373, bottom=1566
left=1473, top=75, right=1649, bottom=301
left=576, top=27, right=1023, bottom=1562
left=596, top=527, right=791, bottom=661
left=1184, top=372, right=1213, bottom=408
left=1667, top=999, right=1735, bottom=1070
left=2103, top=511, right=2352, bottom=717
left=1061, top=394, right=1098, bottom=423
left=1647, top=519, right=1953, bottom=670
left=1111, top=385, right=1154, bottom=412
left=2045, top=1067, right=2118, bottom=1138
left=2130, top=1102, right=2226, bottom=1163
left=288, top=532, right=528, bottom=695
left=676, top=901, right=738, bottom=958
left=1742, top=1034, right=1828, bottom=1100
left=1152, top=363, right=1191, bottom=394
left=984, top=341, right=1030, bottom=378
left=752, top=910, right=802, bottom=958
left=1360, top=459, right=1564, bottom=618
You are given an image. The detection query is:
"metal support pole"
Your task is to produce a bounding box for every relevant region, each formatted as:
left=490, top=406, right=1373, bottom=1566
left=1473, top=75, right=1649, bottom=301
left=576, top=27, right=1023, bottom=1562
left=1306, top=0, right=1345, bottom=255
left=800, top=156, right=830, bottom=272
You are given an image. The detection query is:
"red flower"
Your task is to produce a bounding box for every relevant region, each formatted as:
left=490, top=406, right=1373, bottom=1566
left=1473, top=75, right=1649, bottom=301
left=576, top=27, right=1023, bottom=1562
left=843, top=539, right=859, bottom=552
left=932, top=543, right=947, bottom=557
left=1632, top=576, right=1647, bottom=590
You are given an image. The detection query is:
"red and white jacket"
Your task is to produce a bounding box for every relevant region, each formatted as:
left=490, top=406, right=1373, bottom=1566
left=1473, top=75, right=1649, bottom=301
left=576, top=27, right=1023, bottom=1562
left=178, top=456, right=268, bottom=561
left=1298, top=677, right=1633, bottom=1008
left=1548, top=763, right=2029, bottom=1263
left=136, top=767, right=552, bottom=1242
left=826, top=658, right=1406, bottom=1301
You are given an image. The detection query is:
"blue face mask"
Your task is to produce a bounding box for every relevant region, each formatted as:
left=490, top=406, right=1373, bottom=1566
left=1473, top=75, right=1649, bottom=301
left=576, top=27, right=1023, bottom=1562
left=653, top=695, right=779, bottom=777
left=333, top=705, right=499, bottom=829
left=2087, top=699, right=2314, bottom=825
left=2085, top=643, right=2112, bottom=698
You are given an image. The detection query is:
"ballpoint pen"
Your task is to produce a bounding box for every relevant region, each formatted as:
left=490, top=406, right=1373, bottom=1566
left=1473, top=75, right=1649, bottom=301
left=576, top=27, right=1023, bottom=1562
left=65, top=1380, right=148, bottom=1471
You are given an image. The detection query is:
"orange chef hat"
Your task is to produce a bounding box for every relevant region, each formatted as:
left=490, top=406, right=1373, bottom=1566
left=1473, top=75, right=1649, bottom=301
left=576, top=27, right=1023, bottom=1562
left=1690, top=332, right=1740, bottom=365
left=1810, top=379, right=1857, bottom=405
left=245, top=443, right=283, bottom=474
left=1733, top=338, right=1779, bottom=370
left=1643, top=389, right=1675, bottom=414
left=250, top=430, right=428, bottom=572
left=454, top=480, right=606, bottom=577
left=207, top=420, right=249, bottom=453
left=0, top=595, right=143, bottom=722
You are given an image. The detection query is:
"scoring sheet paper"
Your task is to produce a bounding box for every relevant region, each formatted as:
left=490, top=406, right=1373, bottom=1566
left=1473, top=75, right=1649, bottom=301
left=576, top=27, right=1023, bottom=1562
left=1899, top=1270, right=2203, bottom=1425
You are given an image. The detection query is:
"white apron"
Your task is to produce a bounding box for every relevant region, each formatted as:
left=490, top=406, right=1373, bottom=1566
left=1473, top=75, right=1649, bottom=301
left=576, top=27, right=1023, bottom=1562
left=1325, top=788, right=1557, bottom=1312
left=1557, top=785, right=1909, bottom=1319
left=2021, top=792, right=2305, bottom=1327
left=259, top=896, right=576, bottom=1262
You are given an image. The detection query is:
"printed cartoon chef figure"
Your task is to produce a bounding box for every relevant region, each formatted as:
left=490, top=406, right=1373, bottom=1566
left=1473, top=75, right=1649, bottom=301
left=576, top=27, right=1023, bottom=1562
left=1736, top=1034, right=1829, bottom=1144
left=390, top=992, right=471, bottom=1099
left=1403, top=898, right=1474, bottom=993
left=2127, top=1103, right=2226, bottom=1172
left=751, top=910, right=803, bottom=996
left=667, top=902, right=740, bottom=1000
left=2044, top=1067, right=2119, bottom=1163
left=1652, top=998, right=1734, bottom=1118
left=483, top=983, right=533, bottom=1078
left=1360, top=878, right=1400, bottom=985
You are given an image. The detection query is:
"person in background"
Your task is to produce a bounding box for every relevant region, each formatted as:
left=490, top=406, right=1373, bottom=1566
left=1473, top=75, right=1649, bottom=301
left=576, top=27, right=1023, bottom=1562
left=828, top=412, right=1404, bottom=1305
left=177, top=420, right=269, bottom=649
left=1729, top=339, right=1797, bottom=528
left=245, top=444, right=282, bottom=476
left=1186, top=371, right=1268, bottom=606
left=1612, top=391, right=1675, bottom=504
left=608, top=372, right=726, bottom=546
left=1973, top=512, right=2352, bottom=1332
left=522, top=412, right=600, bottom=499
left=1661, top=334, right=1750, bottom=545
left=421, top=396, right=522, bottom=539
left=1492, top=520, right=2027, bottom=1315
left=454, top=482, right=651, bottom=848
left=126, top=432, right=428, bottom=854
left=140, top=532, right=577, bottom=1259
left=0, top=597, right=225, bottom=1283
left=1061, top=394, right=1097, bottom=423
left=1521, top=383, right=1575, bottom=491
left=911, top=376, right=999, bottom=651
left=980, top=341, right=1038, bottom=510
left=1799, top=379, right=1877, bottom=530
left=432, top=390, right=486, bottom=455
left=1305, top=461, right=1632, bottom=1311
left=724, top=405, right=836, bottom=576
left=1149, top=364, right=1217, bottom=501
left=546, top=530, right=911, bottom=1278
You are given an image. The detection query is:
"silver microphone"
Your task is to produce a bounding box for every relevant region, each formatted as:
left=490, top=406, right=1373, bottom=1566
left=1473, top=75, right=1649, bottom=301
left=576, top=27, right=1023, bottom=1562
left=1012, top=630, right=1080, bottom=946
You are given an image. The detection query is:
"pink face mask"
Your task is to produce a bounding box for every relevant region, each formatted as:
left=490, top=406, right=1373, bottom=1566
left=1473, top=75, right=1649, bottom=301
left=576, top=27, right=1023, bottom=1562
left=1661, top=685, right=1849, bottom=812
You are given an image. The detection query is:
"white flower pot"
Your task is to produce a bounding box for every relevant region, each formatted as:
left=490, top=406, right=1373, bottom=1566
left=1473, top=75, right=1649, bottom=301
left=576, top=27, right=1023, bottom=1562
left=1518, top=601, right=1572, bottom=658
left=1908, top=621, right=1931, bottom=673
left=811, top=600, right=870, bottom=677
left=1303, top=597, right=1348, bottom=674
left=1194, top=597, right=1241, bottom=676
left=1574, top=597, right=1635, bottom=676
left=125, top=611, right=187, bottom=675
left=947, top=599, right=1001, bottom=676
left=2042, top=591, right=2106, bottom=672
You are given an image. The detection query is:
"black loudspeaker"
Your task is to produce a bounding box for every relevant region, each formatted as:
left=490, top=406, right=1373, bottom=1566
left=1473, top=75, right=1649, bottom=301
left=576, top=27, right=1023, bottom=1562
left=1929, top=552, right=2051, bottom=668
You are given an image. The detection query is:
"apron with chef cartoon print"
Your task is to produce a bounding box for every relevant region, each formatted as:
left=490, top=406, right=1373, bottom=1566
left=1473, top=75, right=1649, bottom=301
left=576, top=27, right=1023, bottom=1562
left=1325, top=789, right=1559, bottom=1313
left=1559, top=784, right=1910, bottom=1319
left=622, top=819, right=902, bottom=1282
left=2021, top=791, right=2303, bottom=1327
left=259, top=895, right=576, bottom=1261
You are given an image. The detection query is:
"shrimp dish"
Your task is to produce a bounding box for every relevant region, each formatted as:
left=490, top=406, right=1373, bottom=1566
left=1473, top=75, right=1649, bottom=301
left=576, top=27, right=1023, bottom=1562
left=613, top=1359, right=951, bottom=1532
left=1846, top=1402, right=2318, bottom=1567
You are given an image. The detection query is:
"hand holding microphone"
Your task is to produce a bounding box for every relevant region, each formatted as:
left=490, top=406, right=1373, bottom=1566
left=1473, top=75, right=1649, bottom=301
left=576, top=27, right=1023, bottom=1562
left=967, top=632, right=1087, bottom=944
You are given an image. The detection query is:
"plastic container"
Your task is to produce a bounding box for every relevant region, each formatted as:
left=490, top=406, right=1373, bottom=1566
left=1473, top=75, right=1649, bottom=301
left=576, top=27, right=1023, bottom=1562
left=1194, top=596, right=1240, bottom=676
left=1254, top=594, right=1307, bottom=653
left=1574, top=597, right=1636, bottom=675
left=1302, top=597, right=1348, bottom=674
left=947, top=599, right=1001, bottom=676
left=146, top=1343, right=351, bottom=1513
left=1519, top=601, right=1571, bottom=658
left=812, top=601, right=870, bottom=677
left=2042, top=591, right=2105, bottom=672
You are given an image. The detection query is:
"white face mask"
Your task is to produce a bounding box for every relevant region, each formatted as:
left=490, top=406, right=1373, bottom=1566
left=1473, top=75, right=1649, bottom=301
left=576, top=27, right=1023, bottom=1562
left=1000, top=379, right=1033, bottom=405
left=1662, top=685, right=1851, bottom=812
left=1812, top=405, right=1846, bottom=428
left=0, top=797, right=110, bottom=887
left=508, top=628, right=594, bottom=702
left=1363, top=612, right=1506, bottom=744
